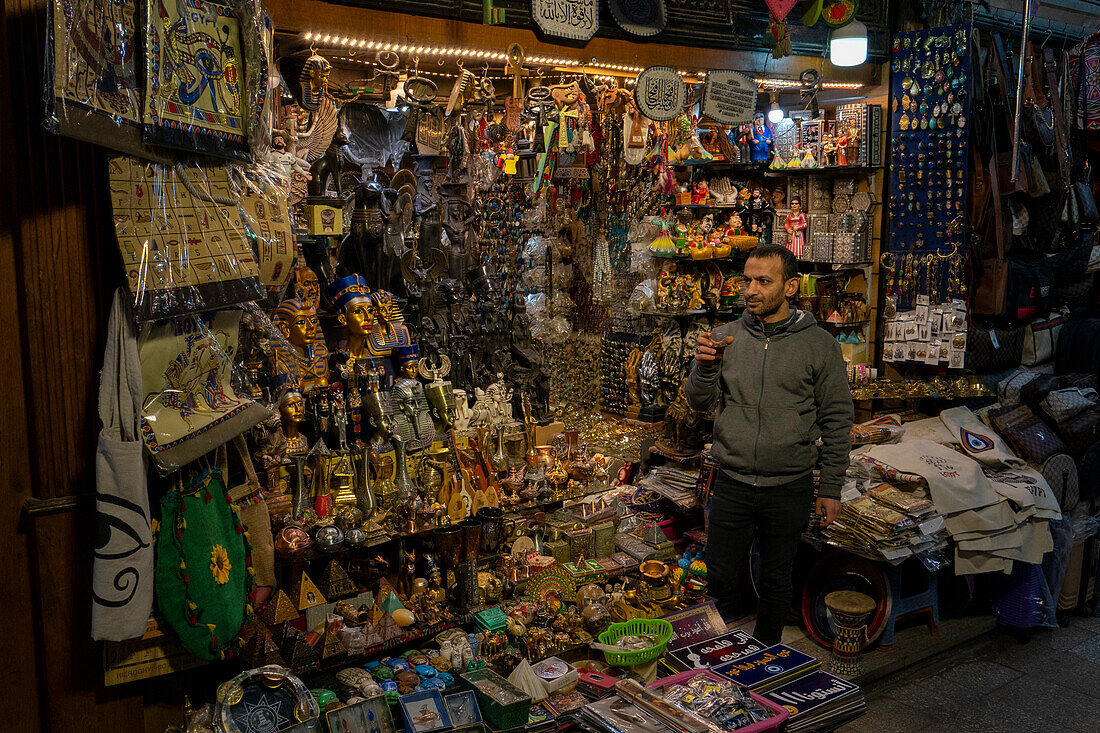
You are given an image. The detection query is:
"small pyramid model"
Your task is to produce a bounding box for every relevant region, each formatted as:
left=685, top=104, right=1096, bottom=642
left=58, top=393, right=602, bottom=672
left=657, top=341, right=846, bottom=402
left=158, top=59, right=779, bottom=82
left=281, top=627, right=320, bottom=670
left=291, top=570, right=328, bottom=610
left=320, top=624, right=348, bottom=662
left=258, top=589, right=300, bottom=625
left=241, top=623, right=285, bottom=667
left=317, top=559, right=357, bottom=600
left=377, top=612, right=402, bottom=643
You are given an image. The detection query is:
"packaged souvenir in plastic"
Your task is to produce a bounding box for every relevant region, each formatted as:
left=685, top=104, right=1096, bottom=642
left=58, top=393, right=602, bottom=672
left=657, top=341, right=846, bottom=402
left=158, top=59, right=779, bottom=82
left=142, top=0, right=262, bottom=160
left=44, top=0, right=155, bottom=159
left=109, top=156, right=266, bottom=319
left=139, top=309, right=271, bottom=473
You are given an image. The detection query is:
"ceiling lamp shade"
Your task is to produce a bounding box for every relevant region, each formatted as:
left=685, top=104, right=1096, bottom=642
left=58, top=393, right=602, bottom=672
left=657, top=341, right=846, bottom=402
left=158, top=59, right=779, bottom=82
left=830, top=19, right=868, bottom=67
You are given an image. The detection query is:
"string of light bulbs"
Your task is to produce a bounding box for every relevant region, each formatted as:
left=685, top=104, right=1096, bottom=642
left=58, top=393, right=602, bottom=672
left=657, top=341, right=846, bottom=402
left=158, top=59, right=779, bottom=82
left=300, top=31, right=863, bottom=90
left=332, top=54, right=635, bottom=87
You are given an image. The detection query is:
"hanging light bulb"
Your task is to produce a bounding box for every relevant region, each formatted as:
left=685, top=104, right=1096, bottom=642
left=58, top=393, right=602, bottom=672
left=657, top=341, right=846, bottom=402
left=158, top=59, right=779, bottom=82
left=767, top=92, right=784, bottom=124
left=830, top=19, right=867, bottom=67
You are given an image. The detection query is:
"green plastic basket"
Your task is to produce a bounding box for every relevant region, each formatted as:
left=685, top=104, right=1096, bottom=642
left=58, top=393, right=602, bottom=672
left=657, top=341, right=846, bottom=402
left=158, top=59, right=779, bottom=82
left=596, top=619, right=674, bottom=666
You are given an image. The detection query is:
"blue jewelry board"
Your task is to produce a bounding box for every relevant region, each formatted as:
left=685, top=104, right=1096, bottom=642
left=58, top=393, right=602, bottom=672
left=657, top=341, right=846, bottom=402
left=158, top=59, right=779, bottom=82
left=887, top=24, right=971, bottom=309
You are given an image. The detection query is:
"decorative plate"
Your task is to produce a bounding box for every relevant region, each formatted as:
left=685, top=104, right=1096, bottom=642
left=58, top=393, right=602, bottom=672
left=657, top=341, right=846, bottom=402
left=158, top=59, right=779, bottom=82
left=822, top=0, right=858, bottom=28
left=215, top=665, right=319, bottom=733
left=608, top=0, right=666, bottom=37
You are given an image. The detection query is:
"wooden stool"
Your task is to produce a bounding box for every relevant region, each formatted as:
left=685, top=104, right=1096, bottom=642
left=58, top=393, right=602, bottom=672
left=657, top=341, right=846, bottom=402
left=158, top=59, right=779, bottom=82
left=824, top=590, right=876, bottom=677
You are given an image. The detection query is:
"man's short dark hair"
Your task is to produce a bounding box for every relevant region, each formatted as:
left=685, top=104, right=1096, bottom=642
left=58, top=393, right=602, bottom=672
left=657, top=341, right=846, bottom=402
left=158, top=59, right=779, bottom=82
left=747, top=244, right=800, bottom=282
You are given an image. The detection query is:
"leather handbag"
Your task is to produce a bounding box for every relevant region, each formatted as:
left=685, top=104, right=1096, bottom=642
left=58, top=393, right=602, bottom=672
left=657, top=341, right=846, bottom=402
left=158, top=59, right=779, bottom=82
left=996, top=150, right=1031, bottom=196
left=967, top=322, right=1026, bottom=374
left=1042, top=388, right=1098, bottom=424
left=1057, top=406, right=1100, bottom=455
left=997, top=367, right=1040, bottom=405
left=973, top=154, right=1010, bottom=316
left=224, top=436, right=276, bottom=591
left=1022, top=311, right=1068, bottom=366
left=1006, top=253, right=1053, bottom=321
left=991, top=404, right=1067, bottom=464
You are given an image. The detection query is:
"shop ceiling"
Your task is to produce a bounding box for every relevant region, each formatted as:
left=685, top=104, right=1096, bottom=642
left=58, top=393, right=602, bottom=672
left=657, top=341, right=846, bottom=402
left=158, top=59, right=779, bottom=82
left=307, top=0, right=891, bottom=61
left=269, top=0, right=883, bottom=88
left=973, top=0, right=1100, bottom=41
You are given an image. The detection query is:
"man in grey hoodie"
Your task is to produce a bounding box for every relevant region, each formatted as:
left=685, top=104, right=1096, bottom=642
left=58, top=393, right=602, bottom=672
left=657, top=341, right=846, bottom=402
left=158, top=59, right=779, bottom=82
left=686, top=244, right=853, bottom=644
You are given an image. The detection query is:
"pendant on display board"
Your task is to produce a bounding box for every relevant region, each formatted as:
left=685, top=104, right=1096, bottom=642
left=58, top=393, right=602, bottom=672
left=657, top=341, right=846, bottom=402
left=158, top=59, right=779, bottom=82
left=957, top=115, right=967, bottom=128
left=899, top=114, right=910, bottom=130
left=903, top=94, right=912, bottom=111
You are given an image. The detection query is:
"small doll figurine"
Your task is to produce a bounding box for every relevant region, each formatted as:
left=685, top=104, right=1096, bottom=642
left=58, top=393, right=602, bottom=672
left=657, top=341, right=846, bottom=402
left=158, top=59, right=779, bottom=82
left=688, top=233, right=711, bottom=260
left=821, top=134, right=838, bottom=167
left=836, top=123, right=851, bottom=166
left=800, top=146, right=818, bottom=169
left=743, top=187, right=775, bottom=242
left=683, top=274, right=704, bottom=310
left=657, top=262, right=678, bottom=309
left=498, top=149, right=519, bottom=175
left=720, top=276, right=741, bottom=309
left=784, top=196, right=808, bottom=258
left=673, top=210, right=693, bottom=253
left=653, top=158, right=676, bottom=195
left=692, top=180, right=709, bottom=205
left=749, top=112, right=773, bottom=163
left=712, top=232, right=731, bottom=259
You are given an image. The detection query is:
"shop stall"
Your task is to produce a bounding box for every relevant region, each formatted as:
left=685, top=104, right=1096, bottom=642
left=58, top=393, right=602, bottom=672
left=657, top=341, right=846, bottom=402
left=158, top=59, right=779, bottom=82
left=7, top=0, right=1100, bottom=732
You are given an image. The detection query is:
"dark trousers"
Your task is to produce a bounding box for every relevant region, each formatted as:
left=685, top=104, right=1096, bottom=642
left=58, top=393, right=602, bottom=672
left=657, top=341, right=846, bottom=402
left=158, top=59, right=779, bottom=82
left=706, top=471, right=814, bottom=646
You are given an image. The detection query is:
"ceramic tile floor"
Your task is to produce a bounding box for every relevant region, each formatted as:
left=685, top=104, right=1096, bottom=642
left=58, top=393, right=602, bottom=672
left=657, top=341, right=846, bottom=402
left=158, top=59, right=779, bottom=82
left=836, top=616, right=1100, bottom=733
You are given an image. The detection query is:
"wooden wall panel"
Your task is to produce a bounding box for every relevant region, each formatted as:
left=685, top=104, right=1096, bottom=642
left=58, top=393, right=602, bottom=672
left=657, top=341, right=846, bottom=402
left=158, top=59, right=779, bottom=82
left=1, top=0, right=144, bottom=729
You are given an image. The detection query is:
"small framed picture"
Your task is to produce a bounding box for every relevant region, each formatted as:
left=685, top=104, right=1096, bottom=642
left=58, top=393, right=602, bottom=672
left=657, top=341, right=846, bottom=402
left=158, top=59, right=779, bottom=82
left=324, top=696, right=396, bottom=733
left=399, top=690, right=452, bottom=733
left=443, top=691, right=482, bottom=729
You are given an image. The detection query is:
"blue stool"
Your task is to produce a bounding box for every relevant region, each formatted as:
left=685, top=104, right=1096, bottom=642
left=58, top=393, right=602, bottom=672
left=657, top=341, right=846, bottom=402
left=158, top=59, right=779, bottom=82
left=879, top=560, right=939, bottom=649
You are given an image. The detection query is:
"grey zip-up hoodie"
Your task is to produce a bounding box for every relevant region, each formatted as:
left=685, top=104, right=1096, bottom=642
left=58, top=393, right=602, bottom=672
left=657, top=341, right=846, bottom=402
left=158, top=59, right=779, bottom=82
left=684, top=309, right=853, bottom=499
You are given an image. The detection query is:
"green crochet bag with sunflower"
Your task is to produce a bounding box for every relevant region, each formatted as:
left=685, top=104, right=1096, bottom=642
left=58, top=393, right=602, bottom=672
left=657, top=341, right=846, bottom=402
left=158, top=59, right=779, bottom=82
left=154, top=461, right=253, bottom=661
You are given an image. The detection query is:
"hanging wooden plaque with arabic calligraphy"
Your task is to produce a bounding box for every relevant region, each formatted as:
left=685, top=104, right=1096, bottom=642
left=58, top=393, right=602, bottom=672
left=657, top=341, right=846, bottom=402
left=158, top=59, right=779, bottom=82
left=702, top=70, right=758, bottom=126
left=531, top=0, right=598, bottom=42
left=634, top=66, right=687, bottom=122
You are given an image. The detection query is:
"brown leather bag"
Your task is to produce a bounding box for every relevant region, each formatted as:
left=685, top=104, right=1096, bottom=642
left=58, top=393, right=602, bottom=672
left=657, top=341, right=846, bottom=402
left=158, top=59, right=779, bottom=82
left=974, top=152, right=1009, bottom=316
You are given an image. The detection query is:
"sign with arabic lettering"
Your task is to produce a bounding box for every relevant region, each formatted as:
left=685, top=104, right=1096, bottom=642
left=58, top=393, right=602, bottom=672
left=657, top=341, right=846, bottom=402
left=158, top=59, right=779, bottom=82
left=531, top=0, right=598, bottom=42
left=660, top=600, right=727, bottom=650
left=702, top=70, right=758, bottom=125
left=634, top=66, right=687, bottom=122
left=667, top=629, right=765, bottom=671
